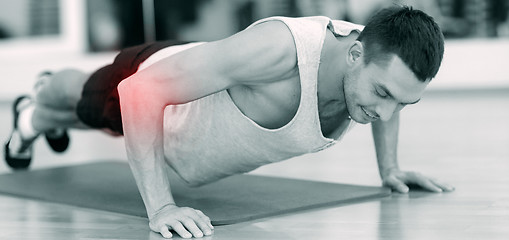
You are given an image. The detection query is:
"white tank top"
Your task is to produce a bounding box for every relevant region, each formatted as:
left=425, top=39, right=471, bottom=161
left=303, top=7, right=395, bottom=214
left=138, top=16, right=364, bottom=186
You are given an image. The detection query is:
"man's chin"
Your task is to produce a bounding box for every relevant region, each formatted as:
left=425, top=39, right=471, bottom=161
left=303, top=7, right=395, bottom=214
left=351, top=118, right=371, bottom=124
left=349, top=107, right=376, bottom=124
left=345, top=102, right=373, bottom=124
left=349, top=113, right=370, bottom=124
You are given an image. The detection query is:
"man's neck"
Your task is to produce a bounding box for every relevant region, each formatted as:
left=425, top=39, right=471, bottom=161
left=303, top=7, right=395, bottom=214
left=317, top=30, right=354, bottom=107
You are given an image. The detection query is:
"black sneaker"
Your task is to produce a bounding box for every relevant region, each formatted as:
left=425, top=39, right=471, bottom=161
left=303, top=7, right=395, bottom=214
left=35, top=71, right=70, bottom=153
left=45, top=129, right=69, bottom=153
left=4, top=95, right=35, bottom=169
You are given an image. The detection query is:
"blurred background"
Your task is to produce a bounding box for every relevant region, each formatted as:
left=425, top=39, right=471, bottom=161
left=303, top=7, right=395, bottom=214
left=0, top=0, right=508, bottom=180
left=0, top=0, right=508, bottom=99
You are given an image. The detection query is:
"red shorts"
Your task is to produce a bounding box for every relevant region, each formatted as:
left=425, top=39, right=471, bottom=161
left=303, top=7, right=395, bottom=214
left=76, top=40, right=189, bottom=135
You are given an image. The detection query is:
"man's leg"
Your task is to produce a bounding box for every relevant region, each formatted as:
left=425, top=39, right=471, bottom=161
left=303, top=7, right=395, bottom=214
left=5, top=41, right=188, bottom=169
left=4, top=69, right=90, bottom=169
left=32, top=69, right=90, bottom=132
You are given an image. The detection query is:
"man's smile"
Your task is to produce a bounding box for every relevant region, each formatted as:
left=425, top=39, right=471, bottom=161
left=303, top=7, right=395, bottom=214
left=361, top=106, right=379, bottom=121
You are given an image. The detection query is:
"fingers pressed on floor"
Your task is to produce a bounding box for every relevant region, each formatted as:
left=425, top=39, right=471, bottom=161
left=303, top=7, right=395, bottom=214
left=386, top=177, right=409, bottom=193
left=171, top=222, right=192, bottom=239
left=196, top=210, right=213, bottom=227
left=159, top=226, right=173, bottom=239
left=416, top=178, right=443, bottom=192
left=194, top=219, right=213, bottom=235
left=431, top=179, right=455, bottom=192
left=181, top=217, right=204, bottom=238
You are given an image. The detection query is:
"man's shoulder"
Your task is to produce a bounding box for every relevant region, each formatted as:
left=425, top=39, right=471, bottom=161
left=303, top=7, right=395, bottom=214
left=328, top=19, right=365, bottom=35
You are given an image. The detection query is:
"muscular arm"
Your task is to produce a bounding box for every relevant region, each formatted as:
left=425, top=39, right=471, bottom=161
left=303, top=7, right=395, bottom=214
left=371, top=112, right=404, bottom=190
left=372, top=112, right=400, bottom=181
left=117, top=20, right=297, bottom=238
left=118, top=65, right=213, bottom=238
left=372, top=112, right=455, bottom=193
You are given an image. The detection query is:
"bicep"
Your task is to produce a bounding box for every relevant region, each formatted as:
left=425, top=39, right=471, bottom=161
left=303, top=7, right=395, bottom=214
left=122, top=20, right=297, bottom=105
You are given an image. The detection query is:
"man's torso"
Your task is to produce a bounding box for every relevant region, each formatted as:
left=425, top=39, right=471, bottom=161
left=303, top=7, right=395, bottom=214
left=227, top=28, right=357, bottom=138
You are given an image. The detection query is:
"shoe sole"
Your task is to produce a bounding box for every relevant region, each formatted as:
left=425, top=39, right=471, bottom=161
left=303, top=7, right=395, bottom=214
left=4, top=95, right=33, bottom=169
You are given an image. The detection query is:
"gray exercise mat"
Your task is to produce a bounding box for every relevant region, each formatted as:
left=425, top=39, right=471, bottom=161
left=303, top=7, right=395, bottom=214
left=0, top=161, right=391, bottom=225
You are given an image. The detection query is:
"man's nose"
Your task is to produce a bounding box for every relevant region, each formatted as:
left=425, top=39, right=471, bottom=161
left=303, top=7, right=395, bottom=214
left=376, top=99, right=399, bottom=121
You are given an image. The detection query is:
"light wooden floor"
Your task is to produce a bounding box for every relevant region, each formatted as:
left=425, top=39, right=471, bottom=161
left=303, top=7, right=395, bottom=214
left=0, top=89, right=508, bottom=240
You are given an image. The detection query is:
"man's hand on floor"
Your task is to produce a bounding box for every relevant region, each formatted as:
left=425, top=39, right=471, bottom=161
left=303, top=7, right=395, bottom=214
left=149, top=204, right=214, bottom=238
left=381, top=168, right=455, bottom=193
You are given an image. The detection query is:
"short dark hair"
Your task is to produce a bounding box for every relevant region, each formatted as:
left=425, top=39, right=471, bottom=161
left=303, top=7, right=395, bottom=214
left=357, top=5, right=444, bottom=81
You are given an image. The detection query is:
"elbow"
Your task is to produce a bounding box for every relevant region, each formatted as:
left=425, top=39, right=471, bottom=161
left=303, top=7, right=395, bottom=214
left=118, top=77, right=145, bottom=105
left=117, top=77, right=134, bottom=100
left=117, top=76, right=167, bottom=108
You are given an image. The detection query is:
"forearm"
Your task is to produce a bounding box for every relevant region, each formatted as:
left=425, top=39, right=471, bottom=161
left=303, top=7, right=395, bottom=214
left=371, top=112, right=455, bottom=193
left=130, top=154, right=175, bottom=218
left=118, top=77, right=175, bottom=218
left=371, top=111, right=400, bottom=178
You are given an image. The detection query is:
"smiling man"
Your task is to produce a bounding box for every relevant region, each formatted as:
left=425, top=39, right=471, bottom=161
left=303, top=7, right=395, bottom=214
left=6, top=5, right=454, bottom=239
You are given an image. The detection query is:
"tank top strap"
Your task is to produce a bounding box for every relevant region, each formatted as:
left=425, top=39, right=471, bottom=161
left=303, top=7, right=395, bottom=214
left=246, top=16, right=337, bottom=146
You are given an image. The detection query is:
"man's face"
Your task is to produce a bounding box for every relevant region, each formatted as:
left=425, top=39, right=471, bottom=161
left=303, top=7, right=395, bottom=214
left=343, top=54, right=429, bottom=124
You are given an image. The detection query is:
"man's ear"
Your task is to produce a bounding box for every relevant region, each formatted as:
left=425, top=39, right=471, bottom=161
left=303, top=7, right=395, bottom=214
left=347, top=41, right=363, bottom=66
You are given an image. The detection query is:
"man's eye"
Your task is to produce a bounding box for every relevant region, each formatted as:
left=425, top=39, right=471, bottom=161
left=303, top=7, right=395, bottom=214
left=376, top=89, right=388, bottom=98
